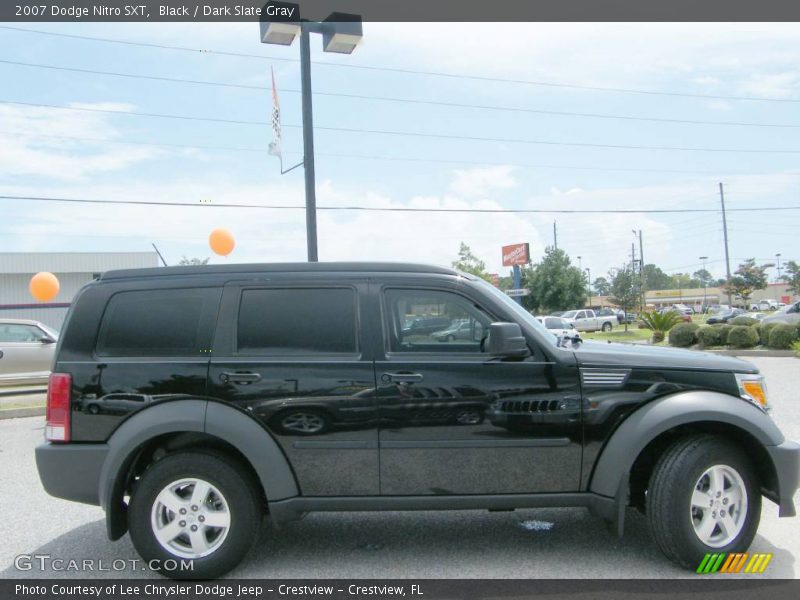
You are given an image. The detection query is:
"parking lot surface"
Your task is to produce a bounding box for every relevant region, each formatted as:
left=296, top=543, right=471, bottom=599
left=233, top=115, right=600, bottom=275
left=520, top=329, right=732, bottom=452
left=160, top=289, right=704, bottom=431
left=1, top=357, right=798, bottom=579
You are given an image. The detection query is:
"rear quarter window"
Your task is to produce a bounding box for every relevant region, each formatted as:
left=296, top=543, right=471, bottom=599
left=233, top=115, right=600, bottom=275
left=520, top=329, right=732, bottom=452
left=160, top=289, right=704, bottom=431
left=96, top=288, right=221, bottom=356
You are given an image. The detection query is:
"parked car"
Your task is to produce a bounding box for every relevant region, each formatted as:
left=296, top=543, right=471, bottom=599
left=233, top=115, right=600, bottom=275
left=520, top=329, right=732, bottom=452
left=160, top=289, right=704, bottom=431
left=431, top=319, right=484, bottom=342
left=0, top=318, right=58, bottom=386
left=706, top=308, right=746, bottom=324
left=657, top=307, right=692, bottom=323
left=560, top=309, right=616, bottom=332
left=535, top=316, right=582, bottom=341
left=401, top=315, right=452, bottom=336
left=671, top=303, right=694, bottom=315
left=758, top=299, right=778, bottom=311
left=36, top=262, right=799, bottom=579
left=762, top=300, right=800, bottom=325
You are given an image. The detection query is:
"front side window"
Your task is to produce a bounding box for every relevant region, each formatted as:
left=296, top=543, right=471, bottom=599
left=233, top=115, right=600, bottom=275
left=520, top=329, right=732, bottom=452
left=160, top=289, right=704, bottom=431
left=96, top=288, right=219, bottom=356
left=384, top=289, right=491, bottom=353
left=237, top=288, right=357, bottom=355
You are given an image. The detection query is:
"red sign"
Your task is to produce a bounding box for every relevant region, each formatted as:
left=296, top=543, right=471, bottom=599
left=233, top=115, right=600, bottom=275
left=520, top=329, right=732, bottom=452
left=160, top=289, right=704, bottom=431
left=502, top=243, right=530, bottom=267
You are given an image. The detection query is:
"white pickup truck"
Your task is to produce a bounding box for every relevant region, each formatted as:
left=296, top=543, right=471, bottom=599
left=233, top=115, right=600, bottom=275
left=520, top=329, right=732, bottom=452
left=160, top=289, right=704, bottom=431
left=560, top=309, right=616, bottom=332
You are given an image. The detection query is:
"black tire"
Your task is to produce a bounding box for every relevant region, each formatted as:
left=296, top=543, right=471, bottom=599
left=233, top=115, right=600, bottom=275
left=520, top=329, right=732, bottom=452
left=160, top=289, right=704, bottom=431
left=646, top=435, right=761, bottom=570
left=602, top=322, right=613, bottom=332
left=129, top=452, right=262, bottom=580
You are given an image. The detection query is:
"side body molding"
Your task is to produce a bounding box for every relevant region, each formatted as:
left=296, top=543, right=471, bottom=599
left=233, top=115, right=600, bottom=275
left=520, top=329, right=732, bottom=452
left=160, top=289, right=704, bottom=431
left=589, top=390, right=785, bottom=501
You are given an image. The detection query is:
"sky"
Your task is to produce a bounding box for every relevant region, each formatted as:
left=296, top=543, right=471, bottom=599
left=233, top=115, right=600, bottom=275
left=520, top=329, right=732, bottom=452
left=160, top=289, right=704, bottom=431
left=0, top=21, right=798, bottom=283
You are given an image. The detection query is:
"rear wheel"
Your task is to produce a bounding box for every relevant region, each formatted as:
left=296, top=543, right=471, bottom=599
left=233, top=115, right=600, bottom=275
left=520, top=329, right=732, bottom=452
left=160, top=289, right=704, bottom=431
left=129, top=452, right=262, bottom=579
left=601, top=322, right=613, bottom=332
left=646, top=435, right=760, bottom=570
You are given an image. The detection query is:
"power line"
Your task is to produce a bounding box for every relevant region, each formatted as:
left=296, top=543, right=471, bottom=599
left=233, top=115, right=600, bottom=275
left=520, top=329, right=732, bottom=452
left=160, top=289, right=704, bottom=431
left=2, top=25, right=799, bottom=104
left=2, top=194, right=800, bottom=214
left=3, top=100, right=799, bottom=155
left=2, top=58, right=799, bottom=130
left=0, top=130, right=781, bottom=177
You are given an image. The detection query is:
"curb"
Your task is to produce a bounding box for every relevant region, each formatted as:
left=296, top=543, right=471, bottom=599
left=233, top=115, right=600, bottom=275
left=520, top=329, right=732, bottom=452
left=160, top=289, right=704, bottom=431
left=0, top=406, right=45, bottom=420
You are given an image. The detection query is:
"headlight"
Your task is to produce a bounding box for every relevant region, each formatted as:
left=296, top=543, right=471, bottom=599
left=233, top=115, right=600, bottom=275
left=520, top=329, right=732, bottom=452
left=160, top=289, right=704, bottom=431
left=734, top=373, right=770, bottom=413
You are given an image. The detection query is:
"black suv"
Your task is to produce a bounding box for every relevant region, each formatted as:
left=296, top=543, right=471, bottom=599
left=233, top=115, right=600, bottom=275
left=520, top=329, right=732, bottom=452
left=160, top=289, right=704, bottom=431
left=36, top=263, right=799, bottom=579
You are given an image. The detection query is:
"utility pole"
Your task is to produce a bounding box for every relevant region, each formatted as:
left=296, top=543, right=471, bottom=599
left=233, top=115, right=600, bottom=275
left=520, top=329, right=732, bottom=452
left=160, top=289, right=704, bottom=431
left=553, top=221, right=558, bottom=250
left=586, top=267, right=592, bottom=308
left=776, top=253, right=782, bottom=283
left=719, top=182, right=732, bottom=306
left=299, top=22, right=319, bottom=262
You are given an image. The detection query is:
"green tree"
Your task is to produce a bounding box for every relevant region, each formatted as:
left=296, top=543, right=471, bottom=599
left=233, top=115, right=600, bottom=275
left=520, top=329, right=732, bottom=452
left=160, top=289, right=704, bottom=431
left=452, top=242, right=492, bottom=281
left=520, top=247, right=586, bottom=314
left=693, top=268, right=714, bottom=288
left=609, top=265, right=640, bottom=330
left=179, top=256, right=210, bottom=265
left=669, top=272, right=700, bottom=290
left=782, top=260, right=800, bottom=296
left=724, top=258, right=774, bottom=305
left=592, top=276, right=611, bottom=297
left=642, top=264, right=672, bottom=290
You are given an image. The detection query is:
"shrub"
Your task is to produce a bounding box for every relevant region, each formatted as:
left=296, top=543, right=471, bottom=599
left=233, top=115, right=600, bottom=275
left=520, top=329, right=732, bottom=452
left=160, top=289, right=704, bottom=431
left=727, top=326, right=759, bottom=349
left=717, top=324, right=734, bottom=345
left=697, top=326, right=724, bottom=347
left=730, top=316, right=757, bottom=327
left=767, top=324, right=799, bottom=349
left=760, top=322, right=780, bottom=345
left=669, top=322, right=700, bottom=347
left=793, top=340, right=800, bottom=357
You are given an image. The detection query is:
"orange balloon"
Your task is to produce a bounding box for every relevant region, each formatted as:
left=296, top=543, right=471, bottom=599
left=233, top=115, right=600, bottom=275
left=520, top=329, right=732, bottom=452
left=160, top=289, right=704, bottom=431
left=209, top=228, right=235, bottom=256
left=29, top=272, right=60, bottom=302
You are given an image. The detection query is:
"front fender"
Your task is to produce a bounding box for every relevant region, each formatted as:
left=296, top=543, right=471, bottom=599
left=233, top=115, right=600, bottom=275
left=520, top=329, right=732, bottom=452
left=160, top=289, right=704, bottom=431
left=589, top=390, right=784, bottom=500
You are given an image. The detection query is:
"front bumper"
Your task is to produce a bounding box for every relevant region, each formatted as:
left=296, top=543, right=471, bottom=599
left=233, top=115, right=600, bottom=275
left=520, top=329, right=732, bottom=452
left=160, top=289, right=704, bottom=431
left=766, top=439, right=800, bottom=517
left=35, top=442, right=109, bottom=506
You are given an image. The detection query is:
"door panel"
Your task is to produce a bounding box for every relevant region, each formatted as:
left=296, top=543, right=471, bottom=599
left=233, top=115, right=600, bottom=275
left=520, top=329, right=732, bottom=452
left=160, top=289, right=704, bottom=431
left=209, top=282, right=379, bottom=496
left=376, top=285, right=582, bottom=495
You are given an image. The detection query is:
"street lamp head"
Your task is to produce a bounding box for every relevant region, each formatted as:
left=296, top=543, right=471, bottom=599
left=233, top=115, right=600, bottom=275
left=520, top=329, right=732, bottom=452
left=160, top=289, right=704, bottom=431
left=322, top=13, right=363, bottom=54
left=260, top=2, right=301, bottom=45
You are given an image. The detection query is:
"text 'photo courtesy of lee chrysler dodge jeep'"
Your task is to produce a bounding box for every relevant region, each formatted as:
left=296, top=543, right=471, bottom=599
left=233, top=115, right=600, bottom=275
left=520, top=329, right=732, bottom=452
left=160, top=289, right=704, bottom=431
left=35, top=263, right=800, bottom=579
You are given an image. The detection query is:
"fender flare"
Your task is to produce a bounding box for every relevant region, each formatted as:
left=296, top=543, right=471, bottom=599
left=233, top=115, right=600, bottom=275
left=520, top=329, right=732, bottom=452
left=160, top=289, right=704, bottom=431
left=589, top=390, right=784, bottom=502
left=99, top=399, right=298, bottom=539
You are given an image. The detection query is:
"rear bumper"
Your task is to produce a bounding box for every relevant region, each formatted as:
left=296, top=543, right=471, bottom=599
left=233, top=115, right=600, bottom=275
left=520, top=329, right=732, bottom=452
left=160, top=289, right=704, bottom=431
left=767, top=439, right=800, bottom=517
left=35, top=442, right=108, bottom=506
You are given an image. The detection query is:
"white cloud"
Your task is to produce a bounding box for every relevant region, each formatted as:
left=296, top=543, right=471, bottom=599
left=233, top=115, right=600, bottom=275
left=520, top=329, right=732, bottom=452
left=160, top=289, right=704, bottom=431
left=0, top=102, right=161, bottom=180
left=448, top=166, right=516, bottom=197
left=737, top=71, right=800, bottom=99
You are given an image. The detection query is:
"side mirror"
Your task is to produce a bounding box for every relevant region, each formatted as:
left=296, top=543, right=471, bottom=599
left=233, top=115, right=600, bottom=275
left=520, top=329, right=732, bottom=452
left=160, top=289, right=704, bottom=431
left=39, top=335, right=56, bottom=344
left=487, top=322, right=529, bottom=358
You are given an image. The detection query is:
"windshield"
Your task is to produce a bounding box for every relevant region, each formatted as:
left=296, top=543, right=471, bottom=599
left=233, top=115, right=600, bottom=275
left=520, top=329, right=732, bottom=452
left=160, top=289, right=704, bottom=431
left=471, top=278, right=556, bottom=346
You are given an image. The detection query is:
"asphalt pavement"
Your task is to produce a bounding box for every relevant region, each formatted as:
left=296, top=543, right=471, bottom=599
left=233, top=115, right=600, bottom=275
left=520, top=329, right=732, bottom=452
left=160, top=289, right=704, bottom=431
left=1, top=357, right=798, bottom=579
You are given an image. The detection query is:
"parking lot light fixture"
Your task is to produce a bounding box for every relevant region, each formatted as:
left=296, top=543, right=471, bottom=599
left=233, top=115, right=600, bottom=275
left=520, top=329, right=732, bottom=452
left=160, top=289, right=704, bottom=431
left=260, top=2, right=363, bottom=262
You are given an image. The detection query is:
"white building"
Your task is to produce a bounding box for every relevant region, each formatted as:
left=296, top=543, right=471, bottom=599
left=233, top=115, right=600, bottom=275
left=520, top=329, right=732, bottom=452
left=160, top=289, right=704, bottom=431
left=0, top=252, right=160, bottom=330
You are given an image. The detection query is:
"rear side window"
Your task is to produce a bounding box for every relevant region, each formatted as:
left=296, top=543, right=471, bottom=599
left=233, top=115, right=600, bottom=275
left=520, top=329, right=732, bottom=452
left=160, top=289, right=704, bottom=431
left=237, top=288, right=357, bottom=355
left=96, top=288, right=220, bottom=356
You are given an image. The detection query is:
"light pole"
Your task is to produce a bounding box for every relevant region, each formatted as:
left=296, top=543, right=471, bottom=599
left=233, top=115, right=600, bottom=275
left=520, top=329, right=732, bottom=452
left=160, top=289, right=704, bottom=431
left=776, top=253, right=782, bottom=283
left=699, top=256, right=708, bottom=311
left=260, top=3, right=363, bottom=262
left=585, top=267, right=592, bottom=308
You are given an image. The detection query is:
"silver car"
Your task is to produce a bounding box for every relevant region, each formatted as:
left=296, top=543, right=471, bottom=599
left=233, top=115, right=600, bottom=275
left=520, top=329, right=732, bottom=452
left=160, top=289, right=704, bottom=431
left=762, top=300, right=800, bottom=326
left=0, top=318, right=58, bottom=386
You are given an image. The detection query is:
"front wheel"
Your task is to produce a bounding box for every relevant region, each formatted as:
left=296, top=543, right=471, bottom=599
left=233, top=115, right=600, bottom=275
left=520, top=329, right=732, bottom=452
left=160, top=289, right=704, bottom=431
left=129, top=452, right=262, bottom=579
left=646, top=435, right=760, bottom=570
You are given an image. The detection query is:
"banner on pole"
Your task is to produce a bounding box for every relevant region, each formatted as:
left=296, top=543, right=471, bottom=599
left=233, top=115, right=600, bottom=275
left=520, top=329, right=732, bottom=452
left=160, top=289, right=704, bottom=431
left=269, top=67, right=282, bottom=163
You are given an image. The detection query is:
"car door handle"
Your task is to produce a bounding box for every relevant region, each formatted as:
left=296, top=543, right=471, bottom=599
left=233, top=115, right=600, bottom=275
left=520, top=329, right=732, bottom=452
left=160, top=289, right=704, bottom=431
left=382, top=372, right=424, bottom=384
left=219, top=371, right=262, bottom=384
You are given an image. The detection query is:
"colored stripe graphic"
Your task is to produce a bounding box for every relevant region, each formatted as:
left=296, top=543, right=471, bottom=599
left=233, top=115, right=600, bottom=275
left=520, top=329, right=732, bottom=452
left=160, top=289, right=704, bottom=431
left=697, top=553, right=772, bottom=574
